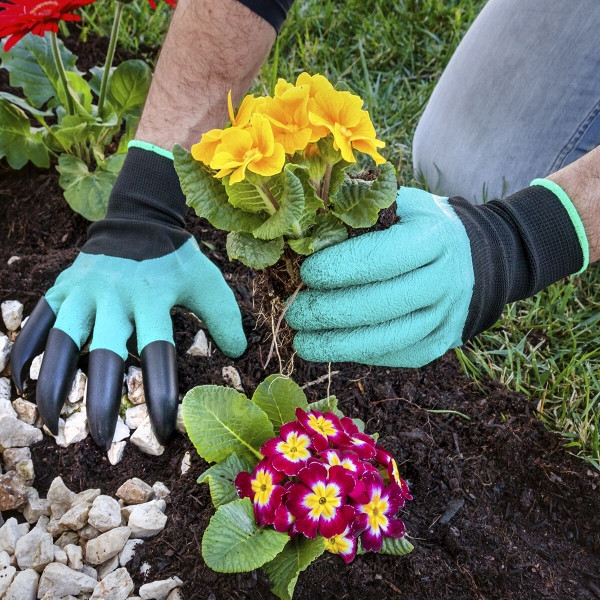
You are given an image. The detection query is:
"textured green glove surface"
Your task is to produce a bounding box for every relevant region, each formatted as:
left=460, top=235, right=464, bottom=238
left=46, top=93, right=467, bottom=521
left=45, top=237, right=247, bottom=360
left=285, top=187, right=475, bottom=367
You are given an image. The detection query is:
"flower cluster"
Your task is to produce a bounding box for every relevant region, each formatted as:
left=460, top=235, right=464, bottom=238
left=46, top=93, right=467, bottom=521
left=191, top=72, right=386, bottom=185
left=235, top=408, right=412, bottom=563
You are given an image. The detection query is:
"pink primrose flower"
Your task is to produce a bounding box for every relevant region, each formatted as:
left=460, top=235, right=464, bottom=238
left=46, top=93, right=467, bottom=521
left=295, top=407, right=349, bottom=452
left=375, top=446, right=413, bottom=501
left=261, top=422, right=313, bottom=476
left=324, top=525, right=360, bottom=564
left=286, top=462, right=355, bottom=539
left=338, top=416, right=377, bottom=459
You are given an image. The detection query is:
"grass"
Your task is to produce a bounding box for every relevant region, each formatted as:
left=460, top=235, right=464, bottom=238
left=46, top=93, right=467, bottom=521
left=79, top=0, right=600, bottom=466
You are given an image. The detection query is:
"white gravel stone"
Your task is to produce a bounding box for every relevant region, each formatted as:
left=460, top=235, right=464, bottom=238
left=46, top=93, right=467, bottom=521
left=20, top=315, right=28, bottom=328
left=12, top=398, right=38, bottom=425
left=43, top=417, right=68, bottom=447
left=96, top=554, right=119, bottom=580
left=0, top=395, right=17, bottom=419
left=120, top=499, right=166, bottom=520
left=166, top=590, right=183, bottom=600
left=1, top=301, right=23, bottom=331
left=4, top=567, right=39, bottom=600
left=115, top=479, right=153, bottom=506
left=138, top=577, right=183, bottom=600
left=88, top=496, right=122, bottom=532
left=78, top=524, right=100, bottom=542
left=112, top=417, right=130, bottom=444
left=64, top=408, right=89, bottom=445
left=90, top=567, right=134, bottom=600
left=126, top=367, right=145, bottom=405
left=47, top=477, right=76, bottom=519
left=222, top=366, right=243, bottom=392
left=0, top=550, right=10, bottom=568
left=180, top=452, right=191, bottom=475
left=0, top=566, right=17, bottom=596
left=28, top=353, right=43, bottom=381
left=71, top=488, right=101, bottom=509
left=55, top=532, right=79, bottom=548
left=58, top=503, right=90, bottom=532
left=16, top=459, right=35, bottom=486
left=68, top=370, right=87, bottom=404
left=54, top=544, right=68, bottom=564
left=0, top=471, right=28, bottom=510
left=175, top=406, right=185, bottom=435
left=124, top=404, right=148, bottom=430
left=65, top=543, right=83, bottom=571
left=3, top=447, right=31, bottom=470
left=0, top=335, right=11, bottom=374
left=186, top=329, right=210, bottom=357
left=14, top=516, right=54, bottom=571
left=7, top=256, right=20, bottom=266
left=38, top=562, right=98, bottom=598
left=151, top=482, right=169, bottom=501
left=23, top=488, right=50, bottom=524
left=107, top=441, right=126, bottom=466
left=0, top=377, right=11, bottom=403
left=0, top=517, right=23, bottom=554
left=84, top=527, right=131, bottom=565
left=139, top=562, right=151, bottom=576
left=0, top=415, right=43, bottom=449
left=129, top=418, right=164, bottom=456
left=127, top=505, right=167, bottom=540
left=118, top=539, right=143, bottom=567
left=81, top=564, right=98, bottom=580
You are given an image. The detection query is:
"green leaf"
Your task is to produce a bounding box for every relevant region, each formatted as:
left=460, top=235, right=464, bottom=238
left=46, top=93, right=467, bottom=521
left=291, top=166, right=322, bottom=234
left=50, top=114, right=92, bottom=149
left=226, top=232, right=284, bottom=269
left=116, top=114, right=140, bottom=154
left=182, top=385, right=274, bottom=463
left=197, top=452, right=254, bottom=508
left=251, top=374, right=308, bottom=432
left=0, top=92, right=53, bottom=117
left=104, top=152, right=127, bottom=174
left=88, top=66, right=106, bottom=96
left=0, top=99, right=49, bottom=169
left=174, top=144, right=265, bottom=232
left=252, top=168, right=306, bottom=240
left=263, top=536, right=326, bottom=600
left=307, top=396, right=344, bottom=417
left=56, top=155, right=114, bottom=221
left=1, top=32, right=79, bottom=108
left=107, top=59, right=152, bottom=118
left=331, top=162, right=397, bottom=228
left=288, top=213, right=347, bottom=256
left=379, top=536, right=414, bottom=556
left=327, top=160, right=351, bottom=203
left=224, top=179, right=273, bottom=214
left=57, top=71, right=93, bottom=115
left=202, top=498, right=289, bottom=573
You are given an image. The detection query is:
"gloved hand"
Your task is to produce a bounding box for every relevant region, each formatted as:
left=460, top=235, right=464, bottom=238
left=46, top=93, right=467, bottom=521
left=11, top=144, right=247, bottom=449
left=285, top=180, right=588, bottom=367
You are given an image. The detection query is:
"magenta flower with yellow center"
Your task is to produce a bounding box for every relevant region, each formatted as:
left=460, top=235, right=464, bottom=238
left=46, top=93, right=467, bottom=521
left=308, top=88, right=386, bottom=165
left=261, top=422, right=313, bottom=476
left=209, top=113, right=285, bottom=185
left=324, top=525, right=358, bottom=564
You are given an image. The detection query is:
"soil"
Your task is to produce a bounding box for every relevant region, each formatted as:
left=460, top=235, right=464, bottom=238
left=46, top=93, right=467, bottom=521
left=2, top=37, right=600, bottom=600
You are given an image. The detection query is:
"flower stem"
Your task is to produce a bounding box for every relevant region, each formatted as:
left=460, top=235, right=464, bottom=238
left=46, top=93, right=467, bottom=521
left=321, top=162, right=333, bottom=206
left=98, top=1, right=124, bottom=116
left=50, top=32, right=74, bottom=116
left=260, top=183, right=280, bottom=214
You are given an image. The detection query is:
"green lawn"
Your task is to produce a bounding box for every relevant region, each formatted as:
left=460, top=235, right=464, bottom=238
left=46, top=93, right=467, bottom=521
left=82, top=0, right=600, bottom=467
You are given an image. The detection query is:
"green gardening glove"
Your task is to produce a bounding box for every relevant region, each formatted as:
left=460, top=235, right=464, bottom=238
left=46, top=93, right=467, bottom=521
left=11, top=144, right=247, bottom=449
left=285, top=182, right=588, bottom=367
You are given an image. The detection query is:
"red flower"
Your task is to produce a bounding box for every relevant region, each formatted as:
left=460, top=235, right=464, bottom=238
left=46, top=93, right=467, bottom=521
left=0, top=0, right=96, bottom=51
left=147, top=0, right=176, bottom=9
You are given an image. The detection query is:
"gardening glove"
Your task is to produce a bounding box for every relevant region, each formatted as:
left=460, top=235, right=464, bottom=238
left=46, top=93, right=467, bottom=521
left=285, top=181, right=588, bottom=367
left=11, top=144, right=247, bottom=449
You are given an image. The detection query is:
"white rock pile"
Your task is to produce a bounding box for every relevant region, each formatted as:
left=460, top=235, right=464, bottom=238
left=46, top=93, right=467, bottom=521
left=0, top=475, right=182, bottom=599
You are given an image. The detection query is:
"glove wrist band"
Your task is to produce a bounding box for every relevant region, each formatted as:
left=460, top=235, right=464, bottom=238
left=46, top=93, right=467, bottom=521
left=451, top=184, right=585, bottom=341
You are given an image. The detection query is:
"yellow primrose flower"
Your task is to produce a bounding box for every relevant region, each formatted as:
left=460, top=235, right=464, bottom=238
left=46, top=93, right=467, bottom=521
left=190, top=128, right=225, bottom=166
left=259, top=84, right=313, bottom=154
left=227, top=90, right=259, bottom=127
left=308, top=88, right=386, bottom=165
left=296, top=72, right=335, bottom=99
left=210, top=113, right=285, bottom=184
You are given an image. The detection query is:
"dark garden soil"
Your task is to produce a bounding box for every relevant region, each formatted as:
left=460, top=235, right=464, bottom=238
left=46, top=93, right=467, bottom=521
left=2, top=33, right=600, bottom=600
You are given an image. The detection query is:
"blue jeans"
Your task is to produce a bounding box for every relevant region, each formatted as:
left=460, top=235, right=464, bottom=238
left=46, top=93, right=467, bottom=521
left=412, top=0, right=600, bottom=204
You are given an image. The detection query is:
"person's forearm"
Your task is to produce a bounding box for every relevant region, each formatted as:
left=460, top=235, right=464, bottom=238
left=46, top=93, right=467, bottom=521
left=547, top=146, right=600, bottom=263
left=136, top=0, right=276, bottom=150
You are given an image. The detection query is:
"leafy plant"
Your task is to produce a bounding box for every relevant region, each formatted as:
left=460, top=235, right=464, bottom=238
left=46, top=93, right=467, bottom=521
left=182, top=374, right=414, bottom=600
left=174, top=73, right=398, bottom=270
left=0, top=0, right=174, bottom=220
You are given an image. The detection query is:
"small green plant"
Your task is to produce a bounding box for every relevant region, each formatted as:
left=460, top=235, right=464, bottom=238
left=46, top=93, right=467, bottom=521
left=174, top=72, right=397, bottom=270
left=0, top=0, right=174, bottom=220
left=182, top=374, right=413, bottom=600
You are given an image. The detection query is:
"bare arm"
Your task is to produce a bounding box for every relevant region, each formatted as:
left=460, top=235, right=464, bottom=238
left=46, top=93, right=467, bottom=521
left=547, top=146, right=600, bottom=263
left=135, top=0, right=276, bottom=150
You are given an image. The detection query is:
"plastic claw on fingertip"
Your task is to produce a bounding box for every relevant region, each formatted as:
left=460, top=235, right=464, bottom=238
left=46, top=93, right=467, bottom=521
left=10, top=298, right=55, bottom=393
left=86, top=349, right=125, bottom=451
left=141, top=340, right=179, bottom=445
left=36, top=328, right=79, bottom=435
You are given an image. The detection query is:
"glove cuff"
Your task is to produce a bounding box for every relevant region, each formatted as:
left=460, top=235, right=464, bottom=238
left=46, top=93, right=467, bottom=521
left=451, top=184, right=585, bottom=341
left=84, top=146, right=190, bottom=260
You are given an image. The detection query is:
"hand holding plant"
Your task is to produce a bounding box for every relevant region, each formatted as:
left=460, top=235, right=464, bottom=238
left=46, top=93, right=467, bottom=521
left=0, top=0, right=175, bottom=220
left=175, top=72, right=398, bottom=270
